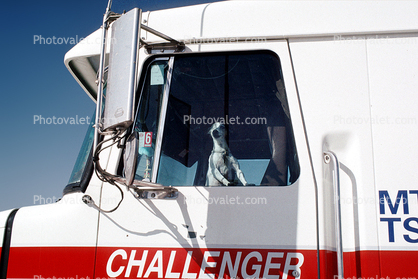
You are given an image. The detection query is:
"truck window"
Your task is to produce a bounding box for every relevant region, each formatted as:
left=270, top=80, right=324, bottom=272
left=132, top=51, right=299, bottom=186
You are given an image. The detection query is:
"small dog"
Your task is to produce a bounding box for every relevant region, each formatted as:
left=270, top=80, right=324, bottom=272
left=206, top=122, right=249, bottom=186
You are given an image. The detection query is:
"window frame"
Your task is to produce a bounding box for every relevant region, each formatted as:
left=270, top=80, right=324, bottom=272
left=124, top=49, right=300, bottom=187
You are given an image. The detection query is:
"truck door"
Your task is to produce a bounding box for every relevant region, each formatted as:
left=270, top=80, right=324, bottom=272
left=93, top=42, right=319, bottom=279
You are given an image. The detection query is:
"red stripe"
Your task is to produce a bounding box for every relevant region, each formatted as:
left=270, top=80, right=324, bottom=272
left=319, top=250, right=381, bottom=278
left=7, top=246, right=95, bottom=278
left=5, top=247, right=418, bottom=278
left=379, top=250, right=418, bottom=277
left=343, top=250, right=380, bottom=277
left=320, top=250, right=418, bottom=278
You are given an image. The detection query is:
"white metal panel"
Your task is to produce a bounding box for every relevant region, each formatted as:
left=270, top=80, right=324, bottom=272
left=144, top=1, right=418, bottom=40
left=145, top=4, right=209, bottom=42
left=367, top=35, right=418, bottom=249
left=10, top=193, right=99, bottom=247
left=289, top=38, right=378, bottom=253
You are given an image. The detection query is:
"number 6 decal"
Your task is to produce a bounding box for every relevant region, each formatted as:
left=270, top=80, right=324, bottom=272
left=144, top=132, right=152, bottom=147
left=138, top=132, right=153, bottom=148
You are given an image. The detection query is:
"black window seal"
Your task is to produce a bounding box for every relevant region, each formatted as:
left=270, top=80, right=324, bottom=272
left=0, top=208, right=19, bottom=279
left=63, top=147, right=95, bottom=195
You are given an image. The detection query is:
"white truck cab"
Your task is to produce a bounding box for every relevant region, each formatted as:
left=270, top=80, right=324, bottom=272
left=1, top=1, right=418, bottom=279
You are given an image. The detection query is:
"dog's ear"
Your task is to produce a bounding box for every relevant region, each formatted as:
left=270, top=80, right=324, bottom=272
left=208, top=123, right=215, bottom=134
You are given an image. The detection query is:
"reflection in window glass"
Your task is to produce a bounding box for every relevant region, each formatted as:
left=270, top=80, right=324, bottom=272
left=154, top=52, right=299, bottom=186
left=67, top=111, right=95, bottom=186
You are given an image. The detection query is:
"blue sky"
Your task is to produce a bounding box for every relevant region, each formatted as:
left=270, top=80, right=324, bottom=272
left=0, top=0, right=222, bottom=211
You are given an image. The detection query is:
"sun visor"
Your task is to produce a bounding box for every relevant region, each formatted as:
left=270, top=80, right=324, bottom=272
left=64, top=28, right=112, bottom=102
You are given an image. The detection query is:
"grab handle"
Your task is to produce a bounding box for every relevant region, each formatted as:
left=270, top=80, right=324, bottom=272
left=324, top=151, right=344, bottom=278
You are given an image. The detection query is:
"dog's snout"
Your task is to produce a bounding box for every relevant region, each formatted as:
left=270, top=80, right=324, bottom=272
left=209, top=122, right=226, bottom=139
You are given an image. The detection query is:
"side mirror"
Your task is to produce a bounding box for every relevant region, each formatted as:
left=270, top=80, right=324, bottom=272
left=103, top=8, right=141, bottom=131
left=123, top=131, right=139, bottom=185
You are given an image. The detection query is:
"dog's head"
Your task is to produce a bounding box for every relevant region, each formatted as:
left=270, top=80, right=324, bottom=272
left=209, top=122, right=226, bottom=140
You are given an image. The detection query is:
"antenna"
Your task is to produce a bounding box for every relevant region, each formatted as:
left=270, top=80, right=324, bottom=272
left=93, top=0, right=113, bottom=155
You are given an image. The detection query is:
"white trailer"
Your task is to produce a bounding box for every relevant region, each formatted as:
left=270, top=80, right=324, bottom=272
left=1, top=1, right=418, bottom=279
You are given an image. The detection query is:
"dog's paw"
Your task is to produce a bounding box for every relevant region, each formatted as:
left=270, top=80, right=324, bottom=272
left=222, top=179, right=236, bottom=186
left=221, top=178, right=232, bottom=186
